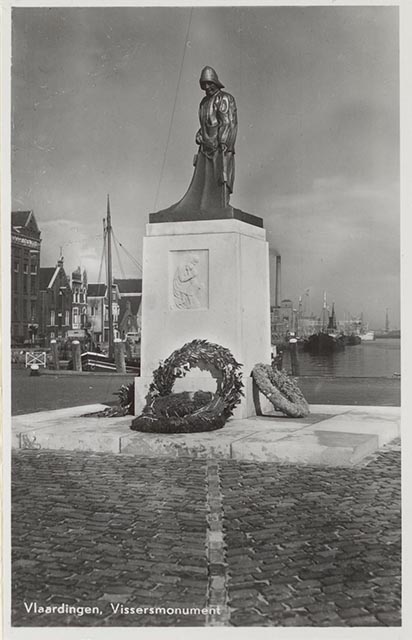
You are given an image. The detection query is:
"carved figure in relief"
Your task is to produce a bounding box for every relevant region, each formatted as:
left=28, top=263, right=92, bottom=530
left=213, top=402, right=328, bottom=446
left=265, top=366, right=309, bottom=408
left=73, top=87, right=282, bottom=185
left=173, top=254, right=203, bottom=309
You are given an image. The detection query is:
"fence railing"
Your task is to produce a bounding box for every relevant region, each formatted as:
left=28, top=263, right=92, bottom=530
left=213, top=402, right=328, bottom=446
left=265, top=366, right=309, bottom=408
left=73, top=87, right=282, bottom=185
left=25, top=351, right=47, bottom=368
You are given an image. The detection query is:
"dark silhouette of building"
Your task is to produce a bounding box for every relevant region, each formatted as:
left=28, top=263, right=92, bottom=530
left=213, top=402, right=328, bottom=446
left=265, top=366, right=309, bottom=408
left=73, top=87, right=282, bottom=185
left=11, top=210, right=41, bottom=345
left=70, top=267, right=88, bottom=336
left=38, top=257, right=72, bottom=345
left=86, top=283, right=120, bottom=346
left=114, top=278, right=142, bottom=338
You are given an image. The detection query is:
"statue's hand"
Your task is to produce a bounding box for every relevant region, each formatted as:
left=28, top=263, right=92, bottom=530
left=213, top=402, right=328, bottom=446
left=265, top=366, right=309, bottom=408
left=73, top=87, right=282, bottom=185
left=219, top=143, right=228, bottom=153
left=195, top=130, right=203, bottom=145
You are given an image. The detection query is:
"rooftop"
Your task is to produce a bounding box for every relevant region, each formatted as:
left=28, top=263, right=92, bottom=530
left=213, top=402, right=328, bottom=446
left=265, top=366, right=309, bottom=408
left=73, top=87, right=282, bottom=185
left=114, top=278, right=142, bottom=294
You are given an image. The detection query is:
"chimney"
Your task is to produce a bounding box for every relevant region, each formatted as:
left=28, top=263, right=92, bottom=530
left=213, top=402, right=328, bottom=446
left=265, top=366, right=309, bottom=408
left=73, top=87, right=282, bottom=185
left=269, top=250, right=276, bottom=307
left=275, top=255, right=281, bottom=308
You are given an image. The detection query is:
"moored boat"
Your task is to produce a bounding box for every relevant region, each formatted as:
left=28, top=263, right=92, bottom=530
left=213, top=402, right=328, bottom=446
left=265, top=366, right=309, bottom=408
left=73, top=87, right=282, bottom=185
left=303, top=298, right=345, bottom=354
left=81, top=351, right=140, bottom=374
left=303, top=332, right=345, bottom=354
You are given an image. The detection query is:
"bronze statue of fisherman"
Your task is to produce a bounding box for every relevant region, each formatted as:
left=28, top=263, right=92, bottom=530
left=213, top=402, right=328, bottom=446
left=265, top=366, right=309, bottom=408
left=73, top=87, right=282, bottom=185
left=195, top=66, right=238, bottom=208
left=151, top=66, right=239, bottom=220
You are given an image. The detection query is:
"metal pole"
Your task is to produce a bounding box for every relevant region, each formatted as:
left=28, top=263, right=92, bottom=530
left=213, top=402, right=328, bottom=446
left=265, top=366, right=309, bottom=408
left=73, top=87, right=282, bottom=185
left=106, top=194, right=114, bottom=359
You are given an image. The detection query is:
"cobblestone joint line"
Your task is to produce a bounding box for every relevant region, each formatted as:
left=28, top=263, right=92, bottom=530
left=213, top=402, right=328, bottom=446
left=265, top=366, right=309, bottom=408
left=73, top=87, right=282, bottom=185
left=205, top=460, right=230, bottom=626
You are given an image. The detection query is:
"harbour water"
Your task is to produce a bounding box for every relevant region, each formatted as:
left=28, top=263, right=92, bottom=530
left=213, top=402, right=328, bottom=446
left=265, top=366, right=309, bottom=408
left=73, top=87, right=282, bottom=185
left=284, top=338, right=401, bottom=378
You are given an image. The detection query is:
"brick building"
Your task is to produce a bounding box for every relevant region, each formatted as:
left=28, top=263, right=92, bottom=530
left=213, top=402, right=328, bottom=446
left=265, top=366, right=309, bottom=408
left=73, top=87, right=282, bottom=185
left=38, top=258, right=72, bottom=345
left=87, top=283, right=120, bottom=346
left=11, top=210, right=41, bottom=345
left=114, top=278, right=142, bottom=339
left=70, top=267, right=88, bottom=337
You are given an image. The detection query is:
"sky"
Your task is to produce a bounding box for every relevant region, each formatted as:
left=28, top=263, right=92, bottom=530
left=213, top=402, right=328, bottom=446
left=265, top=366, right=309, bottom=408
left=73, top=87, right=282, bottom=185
left=11, top=4, right=400, bottom=329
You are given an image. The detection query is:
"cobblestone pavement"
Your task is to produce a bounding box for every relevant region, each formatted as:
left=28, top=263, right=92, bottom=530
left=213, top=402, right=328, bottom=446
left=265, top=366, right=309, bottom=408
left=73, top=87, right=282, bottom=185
left=221, top=441, right=401, bottom=627
left=11, top=442, right=401, bottom=627
left=12, top=454, right=209, bottom=627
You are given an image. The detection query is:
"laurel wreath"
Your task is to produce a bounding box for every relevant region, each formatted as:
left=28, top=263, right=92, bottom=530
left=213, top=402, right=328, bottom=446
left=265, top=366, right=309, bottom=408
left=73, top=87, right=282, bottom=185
left=252, top=363, right=310, bottom=418
left=130, top=339, right=244, bottom=433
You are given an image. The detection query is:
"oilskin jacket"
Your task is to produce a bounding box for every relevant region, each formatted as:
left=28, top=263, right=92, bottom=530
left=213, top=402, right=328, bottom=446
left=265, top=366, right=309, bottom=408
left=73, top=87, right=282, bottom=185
left=196, top=89, right=238, bottom=158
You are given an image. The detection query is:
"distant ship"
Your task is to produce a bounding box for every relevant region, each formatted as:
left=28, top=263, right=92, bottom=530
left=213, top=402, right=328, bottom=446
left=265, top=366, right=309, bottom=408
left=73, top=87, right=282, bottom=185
left=303, top=331, right=345, bottom=354
left=360, top=330, right=375, bottom=342
left=303, top=299, right=346, bottom=354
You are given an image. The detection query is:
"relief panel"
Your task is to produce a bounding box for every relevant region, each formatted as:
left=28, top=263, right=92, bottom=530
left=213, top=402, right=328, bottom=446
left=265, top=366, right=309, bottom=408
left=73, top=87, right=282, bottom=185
left=170, top=249, right=209, bottom=310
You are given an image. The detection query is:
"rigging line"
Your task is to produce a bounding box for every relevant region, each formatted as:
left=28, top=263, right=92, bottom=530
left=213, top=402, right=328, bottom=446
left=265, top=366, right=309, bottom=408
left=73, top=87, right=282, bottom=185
left=112, top=234, right=127, bottom=280
left=114, top=239, right=143, bottom=273
left=112, top=232, right=143, bottom=274
left=152, top=7, right=194, bottom=212
left=97, top=229, right=107, bottom=286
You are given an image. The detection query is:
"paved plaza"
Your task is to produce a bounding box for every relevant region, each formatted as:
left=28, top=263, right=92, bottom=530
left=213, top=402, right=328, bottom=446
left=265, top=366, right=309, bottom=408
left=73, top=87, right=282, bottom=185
left=12, top=440, right=401, bottom=628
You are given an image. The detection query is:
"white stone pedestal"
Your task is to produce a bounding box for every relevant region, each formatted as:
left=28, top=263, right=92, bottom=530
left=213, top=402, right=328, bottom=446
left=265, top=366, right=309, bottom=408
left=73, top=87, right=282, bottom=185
left=135, top=219, right=272, bottom=418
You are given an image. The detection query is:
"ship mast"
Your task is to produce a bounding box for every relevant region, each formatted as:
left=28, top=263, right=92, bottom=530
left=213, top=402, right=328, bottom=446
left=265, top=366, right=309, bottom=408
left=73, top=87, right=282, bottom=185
left=322, top=291, right=328, bottom=331
left=106, top=194, right=114, bottom=359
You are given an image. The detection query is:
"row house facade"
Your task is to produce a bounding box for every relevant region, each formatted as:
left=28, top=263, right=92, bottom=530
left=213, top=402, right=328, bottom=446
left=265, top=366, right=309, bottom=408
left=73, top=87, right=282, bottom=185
left=87, top=283, right=120, bottom=345
left=114, top=278, right=142, bottom=339
left=11, top=210, right=141, bottom=351
left=70, top=267, right=88, bottom=338
left=38, top=258, right=72, bottom=344
left=11, top=211, right=41, bottom=345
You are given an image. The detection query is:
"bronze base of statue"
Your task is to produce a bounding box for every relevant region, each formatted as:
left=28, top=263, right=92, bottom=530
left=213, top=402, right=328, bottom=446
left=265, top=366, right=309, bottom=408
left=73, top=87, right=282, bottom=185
left=149, top=205, right=263, bottom=228
left=150, top=150, right=263, bottom=228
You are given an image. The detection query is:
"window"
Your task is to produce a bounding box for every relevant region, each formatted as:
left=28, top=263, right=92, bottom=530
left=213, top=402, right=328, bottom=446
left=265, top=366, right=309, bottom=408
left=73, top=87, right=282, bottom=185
left=30, top=264, right=37, bottom=275
left=31, top=275, right=36, bottom=291
left=65, top=311, right=70, bottom=326
left=50, top=310, right=55, bottom=326
left=13, top=261, right=19, bottom=272
left=23, top=264, right=29, bottom=274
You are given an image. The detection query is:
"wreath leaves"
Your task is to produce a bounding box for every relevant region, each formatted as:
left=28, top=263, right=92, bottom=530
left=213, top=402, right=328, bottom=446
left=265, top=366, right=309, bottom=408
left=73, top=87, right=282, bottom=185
left=131, top=339, right=244, bottom=433
left=252, top=363, right=310, bottom=418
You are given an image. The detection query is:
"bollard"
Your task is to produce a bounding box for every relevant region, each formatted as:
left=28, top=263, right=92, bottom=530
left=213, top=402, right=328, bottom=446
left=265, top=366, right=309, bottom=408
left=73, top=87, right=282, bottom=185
left=71, top=340, right=82, bottom=372
left=289, top=338, right=300, bottom=376
left=114, top=338, right=126, bottom=374
left=50, top=339, right=60, bottom=370
left=30, top=364, right=40, bottom=377
left=274, top=350, right=284, bottom=371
